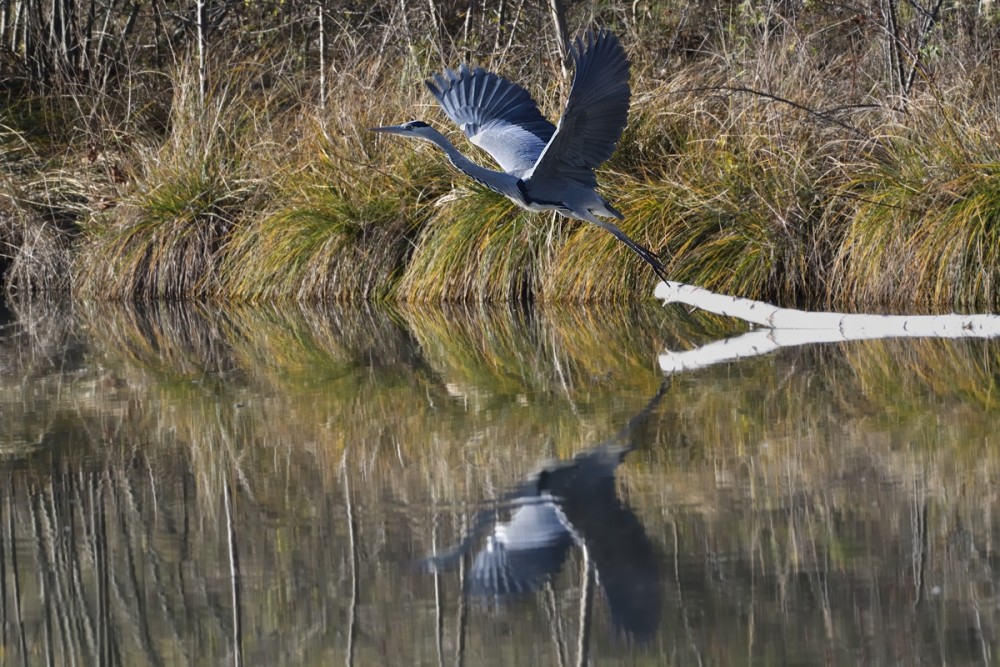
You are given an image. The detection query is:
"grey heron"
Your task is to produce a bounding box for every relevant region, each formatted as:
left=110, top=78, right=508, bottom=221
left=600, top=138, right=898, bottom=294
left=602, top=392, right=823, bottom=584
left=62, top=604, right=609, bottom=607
left=419, top=381, right=669, bottom=642
left=371, top=29, right=668, bottom=282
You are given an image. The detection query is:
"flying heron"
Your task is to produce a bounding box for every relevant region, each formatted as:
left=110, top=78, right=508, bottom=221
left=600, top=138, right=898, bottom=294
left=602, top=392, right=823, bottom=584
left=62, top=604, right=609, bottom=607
left=370, top=29, right=668, bottom=282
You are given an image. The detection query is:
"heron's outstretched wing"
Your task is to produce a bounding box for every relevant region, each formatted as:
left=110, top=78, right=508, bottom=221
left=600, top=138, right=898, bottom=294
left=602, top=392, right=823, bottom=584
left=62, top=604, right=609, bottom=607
left=426, top=65, right=555, bottom=173
left=527, top=29, right=631, bottom=187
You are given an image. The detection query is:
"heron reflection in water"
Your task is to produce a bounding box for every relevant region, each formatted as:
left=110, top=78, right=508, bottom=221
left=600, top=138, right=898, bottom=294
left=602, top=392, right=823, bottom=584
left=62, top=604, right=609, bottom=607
left=421, top=382, right=668, bottom=644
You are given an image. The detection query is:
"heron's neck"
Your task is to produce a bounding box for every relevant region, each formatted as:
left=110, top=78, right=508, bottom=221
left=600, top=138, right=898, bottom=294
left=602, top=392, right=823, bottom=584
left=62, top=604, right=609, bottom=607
left=423, top=129, right=518, bottom=195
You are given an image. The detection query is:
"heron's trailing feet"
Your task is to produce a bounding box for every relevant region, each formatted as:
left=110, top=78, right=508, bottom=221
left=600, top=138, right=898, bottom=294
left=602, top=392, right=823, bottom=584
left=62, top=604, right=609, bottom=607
left=371, top=29, right=668, bottom=283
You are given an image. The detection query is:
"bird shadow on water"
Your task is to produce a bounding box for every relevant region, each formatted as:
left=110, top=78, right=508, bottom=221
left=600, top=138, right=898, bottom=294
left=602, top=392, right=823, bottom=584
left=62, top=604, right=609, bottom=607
left=415, top=380, right=670, bottom=654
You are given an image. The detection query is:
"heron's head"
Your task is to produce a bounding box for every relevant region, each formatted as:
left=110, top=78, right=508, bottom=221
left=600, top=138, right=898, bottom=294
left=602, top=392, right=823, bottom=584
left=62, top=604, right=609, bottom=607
left=369, top=120, right=437, bottom=139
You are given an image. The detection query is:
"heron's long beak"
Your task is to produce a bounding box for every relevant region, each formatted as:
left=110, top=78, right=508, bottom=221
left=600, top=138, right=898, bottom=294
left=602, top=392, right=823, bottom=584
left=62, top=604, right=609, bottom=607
left=368, top=125, right=408, bottom=135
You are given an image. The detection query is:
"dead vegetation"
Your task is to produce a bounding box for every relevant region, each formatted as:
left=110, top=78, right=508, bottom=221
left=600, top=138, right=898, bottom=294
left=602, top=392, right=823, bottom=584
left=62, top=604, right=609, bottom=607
left=2, top=1, right=1000, bottom=306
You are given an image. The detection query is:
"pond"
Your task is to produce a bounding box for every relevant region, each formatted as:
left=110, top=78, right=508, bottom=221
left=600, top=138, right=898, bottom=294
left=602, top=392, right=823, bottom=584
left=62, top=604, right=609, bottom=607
left=0, top=298, right=998, bottom=666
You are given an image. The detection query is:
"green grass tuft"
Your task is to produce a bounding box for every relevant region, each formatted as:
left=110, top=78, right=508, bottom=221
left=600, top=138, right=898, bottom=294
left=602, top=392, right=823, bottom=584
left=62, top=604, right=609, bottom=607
left=76, top=161, right=251, bottom=299
left=398, top=184, right=547, bottom=302
left=831, top=101, right=1000, bottom=309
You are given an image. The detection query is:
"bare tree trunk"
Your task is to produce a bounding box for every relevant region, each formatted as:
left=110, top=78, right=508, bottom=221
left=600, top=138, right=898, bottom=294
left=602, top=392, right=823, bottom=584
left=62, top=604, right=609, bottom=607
left=113, top=2, right=140, bottom=68
left=881, top=0, right=945, bottom=104
left=149, top=0, right=167, bottom=68
left=48, top=0, right=64, bottom=69
left=502, top=0, right=527, bottom=58
left=882, top=0, right=904, bottom=95
left=397, top=0, right=414, bottom=59
left=426, top=0, right=444, bottom=64
left=25, top=0, right=45, bottom=82
left=902, top=0, right=944, bottom=98
left=0, top=0, right=11, bottom=49
left=317, top=0, right=326, bottom=112
left=492, top=0, right=505, bottom=54
left=461, top=0, right=472, bottom=56
left=80, top=0, right=95, bottom=66
left=10, top=0, right=25, bottom=64
left=548, top=0, right=569, bottom=80
left=92, top=0, right=115, bottom=82
left=196, top=0, right=207, bottom=105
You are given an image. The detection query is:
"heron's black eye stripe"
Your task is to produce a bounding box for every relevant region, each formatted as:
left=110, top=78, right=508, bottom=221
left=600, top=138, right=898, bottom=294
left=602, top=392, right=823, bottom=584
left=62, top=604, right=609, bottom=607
left=407, top=121, right=430, bottom=128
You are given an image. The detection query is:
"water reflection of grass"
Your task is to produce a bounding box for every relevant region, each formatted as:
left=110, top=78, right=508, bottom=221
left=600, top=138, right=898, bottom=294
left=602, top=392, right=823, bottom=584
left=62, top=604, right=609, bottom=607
left=4, top=301, right=1000, bottom=663
left=70, top=301, right=684, bottom=480
left=847, top=337, right=1000, bottom=412
left=59, top=300, right=1000, bottom=538
left=27, top=300, right=1000, bottom=475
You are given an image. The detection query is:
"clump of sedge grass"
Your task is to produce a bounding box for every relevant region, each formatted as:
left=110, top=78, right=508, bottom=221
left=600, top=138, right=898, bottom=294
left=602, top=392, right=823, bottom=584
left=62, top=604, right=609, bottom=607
left=397, top=183, right=550, bottom=302
left=0, top=123, right=95, bottom=296
left=74, top=60, right=284, bottom=300
left=221, top=145, right=427, bottom=302
left=76, top=161, right=248, bottom=299
left=830, top=94, right=1000, bottom=310
left=220, top=61, right=457, bottom=302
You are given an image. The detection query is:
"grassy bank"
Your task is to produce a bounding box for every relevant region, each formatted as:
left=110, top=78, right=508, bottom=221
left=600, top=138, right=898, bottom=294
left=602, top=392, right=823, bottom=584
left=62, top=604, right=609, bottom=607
left=3, top=1, right=1000, bottom=306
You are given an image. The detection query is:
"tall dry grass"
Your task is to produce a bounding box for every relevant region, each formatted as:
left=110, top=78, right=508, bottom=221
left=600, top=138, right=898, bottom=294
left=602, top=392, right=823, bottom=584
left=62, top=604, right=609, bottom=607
left=5, top=1, right=1000, bottom=306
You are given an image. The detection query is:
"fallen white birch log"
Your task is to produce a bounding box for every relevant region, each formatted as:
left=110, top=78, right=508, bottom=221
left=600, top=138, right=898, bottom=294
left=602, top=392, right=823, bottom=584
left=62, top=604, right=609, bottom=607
left=654, top=281, right=1000, bottom=373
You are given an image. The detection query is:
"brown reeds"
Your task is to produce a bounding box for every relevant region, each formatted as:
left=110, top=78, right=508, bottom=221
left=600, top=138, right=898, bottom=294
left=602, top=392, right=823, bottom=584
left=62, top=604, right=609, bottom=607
left=3, top=1, right=1000, bottom=306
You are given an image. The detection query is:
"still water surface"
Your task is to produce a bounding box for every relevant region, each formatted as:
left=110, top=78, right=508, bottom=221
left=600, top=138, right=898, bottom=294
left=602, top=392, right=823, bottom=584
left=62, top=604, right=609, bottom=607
left=0, top=299, right=998, bottom=666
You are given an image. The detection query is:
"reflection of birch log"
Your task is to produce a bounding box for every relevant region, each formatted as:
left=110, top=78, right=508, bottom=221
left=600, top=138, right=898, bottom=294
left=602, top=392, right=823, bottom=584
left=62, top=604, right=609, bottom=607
left=656, top=281, right=1000, bottom=373
left=575, top=546, right=593, bottom=667
left=8, top=476, right=29, bottom=663
left=224, top=475, right=243, bottom=667
left=543, top=582, right=568, bottom=667
left=29, top=484, right=55, bottom=665
left=455, top=513, right=467, bottom=667
left=343, top=462, right=358, bottom=667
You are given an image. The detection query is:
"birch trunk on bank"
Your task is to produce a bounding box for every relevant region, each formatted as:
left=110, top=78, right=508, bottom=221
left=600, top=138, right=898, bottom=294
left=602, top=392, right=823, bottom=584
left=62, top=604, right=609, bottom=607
left=654, top=281, right=1000, bottom=373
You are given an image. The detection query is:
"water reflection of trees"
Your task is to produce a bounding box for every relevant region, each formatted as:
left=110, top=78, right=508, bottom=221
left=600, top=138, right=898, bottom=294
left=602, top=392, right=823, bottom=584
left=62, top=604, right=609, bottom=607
left=0, top=301, right=997, bottom=663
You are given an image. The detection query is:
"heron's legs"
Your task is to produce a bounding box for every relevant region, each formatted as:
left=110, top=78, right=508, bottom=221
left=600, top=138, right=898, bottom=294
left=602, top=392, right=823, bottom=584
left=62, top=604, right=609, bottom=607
left=594, top=220, right=669, bottom=282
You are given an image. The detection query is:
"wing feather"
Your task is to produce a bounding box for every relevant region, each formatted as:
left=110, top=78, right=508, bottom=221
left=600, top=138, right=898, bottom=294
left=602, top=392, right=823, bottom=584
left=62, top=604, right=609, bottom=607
left=527, top=29, right=631, bottom=186
left=426, top=65, right=555, bottom=173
